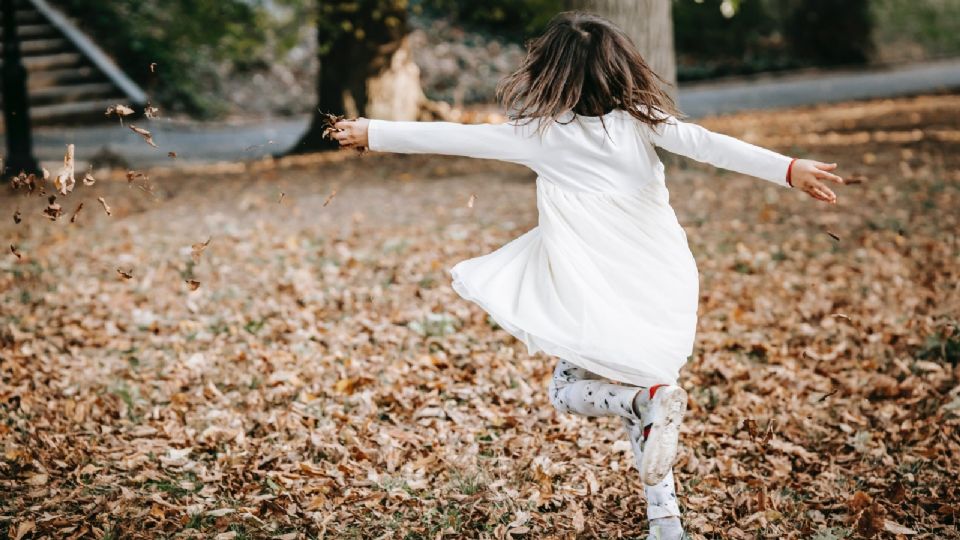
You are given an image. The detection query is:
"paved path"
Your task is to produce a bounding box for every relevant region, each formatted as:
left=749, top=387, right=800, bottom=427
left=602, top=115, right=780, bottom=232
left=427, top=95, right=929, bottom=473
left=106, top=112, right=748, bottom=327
left=4, top=58, right=960, bottom=169
left=677, top=57, right=960, bottom=117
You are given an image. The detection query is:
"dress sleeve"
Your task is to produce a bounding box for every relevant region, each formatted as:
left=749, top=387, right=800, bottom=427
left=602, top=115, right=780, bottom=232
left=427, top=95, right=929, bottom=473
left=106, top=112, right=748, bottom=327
left=367, top=119, right=536, bottom=166
left=647, top=116, right=793, bottom=187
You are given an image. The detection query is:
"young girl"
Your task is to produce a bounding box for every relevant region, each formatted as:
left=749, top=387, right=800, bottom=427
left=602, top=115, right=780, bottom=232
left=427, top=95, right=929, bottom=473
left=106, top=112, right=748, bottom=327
left=332, top=11, right=843, bottom=540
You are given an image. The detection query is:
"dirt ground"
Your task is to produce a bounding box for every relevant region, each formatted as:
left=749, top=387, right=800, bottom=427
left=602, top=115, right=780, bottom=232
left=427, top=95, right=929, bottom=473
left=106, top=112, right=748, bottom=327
left=1, top=94, right=958, bottom=539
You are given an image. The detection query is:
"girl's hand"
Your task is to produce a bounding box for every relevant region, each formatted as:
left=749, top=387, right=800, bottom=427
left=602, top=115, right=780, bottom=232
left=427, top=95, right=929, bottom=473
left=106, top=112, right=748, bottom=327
left=790, top=159, right=844, bottom=204
left=332, top=118, right=370, bottom=149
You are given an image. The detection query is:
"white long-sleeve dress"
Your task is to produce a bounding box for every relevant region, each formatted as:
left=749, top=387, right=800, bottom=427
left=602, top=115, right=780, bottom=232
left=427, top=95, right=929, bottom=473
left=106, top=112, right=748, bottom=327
left=367, top=109, right=792, bottom=387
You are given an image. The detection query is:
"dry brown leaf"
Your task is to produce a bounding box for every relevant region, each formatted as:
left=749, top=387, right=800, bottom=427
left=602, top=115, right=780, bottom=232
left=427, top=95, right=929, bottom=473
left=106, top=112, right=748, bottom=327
left=70, top=202, right=84, bottom=224
left=97, top=196, right=112, bottom=216
left=54, top=144, right=76, bottom=195
left=105, top=104, right=134, bottom=125
left=43, top=195, right=62, bottom=221
left=168, top=151, right=177, bottom=159
left=323, top=189, right=338, bottom=207
left=129, top=125, right=158, bottom=147
left=13, top=210, right=21, bottom=224
left=186, top=280, right=201, bottom=291
left=10, top=244, right=21, bottom=260
left=117, top=268, right=133, bottom=280
left=191, top=237, right=212, bottom=264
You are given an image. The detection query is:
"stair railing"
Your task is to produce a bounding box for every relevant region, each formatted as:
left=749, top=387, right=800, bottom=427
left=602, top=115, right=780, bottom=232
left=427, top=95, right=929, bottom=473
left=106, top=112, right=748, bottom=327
left=27, top=0, right=147, bottom=106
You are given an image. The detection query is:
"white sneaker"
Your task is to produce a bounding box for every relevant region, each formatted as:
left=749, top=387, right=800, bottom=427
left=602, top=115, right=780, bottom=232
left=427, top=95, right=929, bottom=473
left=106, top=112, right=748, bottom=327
left=639, top=384, right=687, bottom=486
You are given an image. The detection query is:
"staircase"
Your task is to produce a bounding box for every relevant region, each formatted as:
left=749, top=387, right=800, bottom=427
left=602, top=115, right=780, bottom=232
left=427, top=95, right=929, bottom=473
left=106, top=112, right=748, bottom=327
left=0, top=0, right=146, bottom=126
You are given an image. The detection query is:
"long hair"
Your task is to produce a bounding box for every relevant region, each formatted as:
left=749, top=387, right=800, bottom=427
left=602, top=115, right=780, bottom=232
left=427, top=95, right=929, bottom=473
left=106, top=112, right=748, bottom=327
left=497, top=11, right=679, bottom=132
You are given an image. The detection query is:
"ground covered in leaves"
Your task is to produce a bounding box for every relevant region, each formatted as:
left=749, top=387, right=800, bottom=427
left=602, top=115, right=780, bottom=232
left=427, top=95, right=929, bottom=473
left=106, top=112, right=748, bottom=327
left=1, top=94, right=958, bottom=539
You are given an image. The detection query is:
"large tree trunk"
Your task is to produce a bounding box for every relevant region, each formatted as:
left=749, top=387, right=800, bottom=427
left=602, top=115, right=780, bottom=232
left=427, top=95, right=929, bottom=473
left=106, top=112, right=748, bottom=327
left=567, top=0, right=677, bottom=90
left=289, top=0, right=425, bottom=154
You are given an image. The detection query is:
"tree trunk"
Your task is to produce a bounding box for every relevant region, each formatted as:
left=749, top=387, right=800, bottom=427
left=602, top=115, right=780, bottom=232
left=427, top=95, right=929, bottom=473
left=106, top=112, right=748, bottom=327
left=566, top=0, right=677, bottom=90
left=289, top=0, right=425, bottom=154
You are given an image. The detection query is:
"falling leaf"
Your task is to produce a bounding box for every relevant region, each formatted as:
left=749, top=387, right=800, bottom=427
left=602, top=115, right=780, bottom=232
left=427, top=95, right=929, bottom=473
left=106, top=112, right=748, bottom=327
left=168, top=151, right=177, bottom=159
left=144, top=103, right=160, bottom=119
left=467, top=194, right=477, bottom=208
left=191, top=237, right=212, bottom=264
left=126, top=170, right=147, bottom=183
left=54, top=144, right=76, bottom=195
left=129, top=125, right=158, bottom=147
left=105, top=104, right=135, bottom=125
left=186, top=280, right=201, bottom=291
left=117, top=268, right=133, bottom=280
left=83, top=171, right=96, bottom=186
left=97, top=196, right=112, bottom=216
left=70, top=202, right=84, bottom=223
left=10, top=244, right=21, bottom=260
left=43, top=195, right=62, bottom=221
left=323, top=189, right=338, bottom=207
left=13, top=210, right=21, bottom=224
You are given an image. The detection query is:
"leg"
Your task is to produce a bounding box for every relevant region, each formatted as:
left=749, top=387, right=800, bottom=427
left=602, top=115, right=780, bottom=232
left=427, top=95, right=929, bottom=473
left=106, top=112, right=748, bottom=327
left=624, top=417, right=684, bottom=539
left=548, top=360, right=646, bottom=420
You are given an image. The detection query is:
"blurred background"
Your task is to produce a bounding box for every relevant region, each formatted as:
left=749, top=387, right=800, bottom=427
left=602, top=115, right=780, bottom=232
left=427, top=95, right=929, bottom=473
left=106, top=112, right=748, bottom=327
left=2, top=0, right=960, bottom=169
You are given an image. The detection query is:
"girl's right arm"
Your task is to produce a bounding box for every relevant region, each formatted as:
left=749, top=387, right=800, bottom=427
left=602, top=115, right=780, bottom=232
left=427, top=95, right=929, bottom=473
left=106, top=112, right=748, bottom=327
left=333, top=118, right=536, bottom=166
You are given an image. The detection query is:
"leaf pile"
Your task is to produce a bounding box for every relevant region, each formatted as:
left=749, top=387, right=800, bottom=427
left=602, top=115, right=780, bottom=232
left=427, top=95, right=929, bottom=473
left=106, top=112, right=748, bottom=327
left=1, top=94, right=958, bottom=539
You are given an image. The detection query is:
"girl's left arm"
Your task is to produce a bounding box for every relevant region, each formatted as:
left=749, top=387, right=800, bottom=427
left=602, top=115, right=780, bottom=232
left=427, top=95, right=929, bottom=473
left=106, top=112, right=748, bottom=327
left=333, top=118, right=536, bottom=166
left=648, top=116, right=844, bottom=203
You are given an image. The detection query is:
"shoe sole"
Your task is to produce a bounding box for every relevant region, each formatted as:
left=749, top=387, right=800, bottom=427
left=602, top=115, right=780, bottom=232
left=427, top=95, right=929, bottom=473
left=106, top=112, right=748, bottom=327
left=640, top=385, right=687, bottom=486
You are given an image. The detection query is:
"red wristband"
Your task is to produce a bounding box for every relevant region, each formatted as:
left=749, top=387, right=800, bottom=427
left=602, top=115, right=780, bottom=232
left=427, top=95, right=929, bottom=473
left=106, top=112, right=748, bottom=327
left=786, top=158, right=798, bottom=187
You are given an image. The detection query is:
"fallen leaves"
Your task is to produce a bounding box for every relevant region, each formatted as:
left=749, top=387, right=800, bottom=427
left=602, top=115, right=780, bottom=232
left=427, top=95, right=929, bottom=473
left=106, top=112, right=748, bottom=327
left=0, top=93, right=956, bottom=539
left=116, top=267, right=133, bottom=280
left=10, top=244, right=21, bottom=259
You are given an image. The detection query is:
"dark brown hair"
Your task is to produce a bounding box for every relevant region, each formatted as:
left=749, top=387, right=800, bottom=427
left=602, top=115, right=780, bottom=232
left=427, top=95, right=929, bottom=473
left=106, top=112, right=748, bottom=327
left=497, top=11, right=679, bottom=131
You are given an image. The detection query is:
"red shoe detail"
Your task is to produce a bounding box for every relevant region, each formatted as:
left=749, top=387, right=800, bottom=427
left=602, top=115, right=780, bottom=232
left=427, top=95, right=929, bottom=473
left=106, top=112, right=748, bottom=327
left=649, top=384, right=667, bottom=399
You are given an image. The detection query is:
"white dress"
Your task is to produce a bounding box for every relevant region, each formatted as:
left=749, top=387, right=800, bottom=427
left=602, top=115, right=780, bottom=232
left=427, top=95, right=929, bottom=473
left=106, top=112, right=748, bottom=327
left=367, top=110, right=792, bottom=387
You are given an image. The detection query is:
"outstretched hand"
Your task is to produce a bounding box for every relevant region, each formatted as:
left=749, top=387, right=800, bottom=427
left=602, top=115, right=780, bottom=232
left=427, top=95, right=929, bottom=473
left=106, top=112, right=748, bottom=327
left=332, top=118, right=370, bottom=149
left=790, top=159, right=844, bottom=204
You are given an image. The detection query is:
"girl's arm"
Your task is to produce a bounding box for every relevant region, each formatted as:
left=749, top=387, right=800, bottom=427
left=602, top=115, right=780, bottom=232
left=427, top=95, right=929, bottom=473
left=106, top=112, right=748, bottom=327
left=333, top=118, right=535, bottom=165
left=649, top=116, right=843, bottom=203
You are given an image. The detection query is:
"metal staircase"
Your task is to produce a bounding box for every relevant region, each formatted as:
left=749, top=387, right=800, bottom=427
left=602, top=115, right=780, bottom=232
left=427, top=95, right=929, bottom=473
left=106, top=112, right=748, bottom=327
left=0, top=0, right=146, bottom=125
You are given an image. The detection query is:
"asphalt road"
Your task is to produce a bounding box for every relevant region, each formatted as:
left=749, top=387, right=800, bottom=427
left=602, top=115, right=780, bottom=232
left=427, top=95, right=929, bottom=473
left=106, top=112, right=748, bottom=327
left=4, top=58, right=960, bottom=169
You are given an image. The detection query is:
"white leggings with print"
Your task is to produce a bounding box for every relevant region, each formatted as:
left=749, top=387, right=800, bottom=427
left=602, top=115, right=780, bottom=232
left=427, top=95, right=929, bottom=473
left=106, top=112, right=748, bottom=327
left=548, top=360, right=681, bottom=520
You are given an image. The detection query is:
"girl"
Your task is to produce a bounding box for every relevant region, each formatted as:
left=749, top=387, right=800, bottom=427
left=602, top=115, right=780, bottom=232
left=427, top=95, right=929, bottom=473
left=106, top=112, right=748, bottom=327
left=332, top=11, right=843, bottom=540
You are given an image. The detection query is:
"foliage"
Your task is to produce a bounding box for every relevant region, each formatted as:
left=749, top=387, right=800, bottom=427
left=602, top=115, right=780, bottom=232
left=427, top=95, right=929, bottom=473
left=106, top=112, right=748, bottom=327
left=57, top=0, right=287, bottom=117
left=1, top=94, right=958, bottom=538
left=412, top=0, right=565, bottom=38
left=871, top=0, right=960, bottom=61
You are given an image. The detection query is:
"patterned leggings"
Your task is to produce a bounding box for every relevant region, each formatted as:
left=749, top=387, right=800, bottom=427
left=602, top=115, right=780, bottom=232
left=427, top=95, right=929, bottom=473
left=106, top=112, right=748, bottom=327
left=548, top=360, right=681, bottom=520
